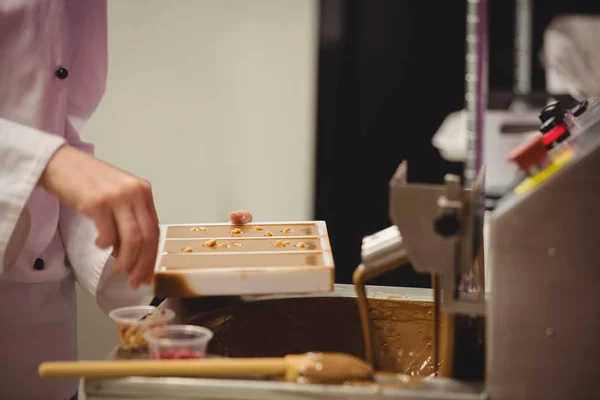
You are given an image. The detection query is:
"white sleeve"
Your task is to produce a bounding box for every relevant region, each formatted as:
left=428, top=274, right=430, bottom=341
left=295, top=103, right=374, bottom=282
left=96, top=256, right=155, bottom=313
left=59, top=123, right=153, bottom=314
left=0, top=118, right=65, bottom=274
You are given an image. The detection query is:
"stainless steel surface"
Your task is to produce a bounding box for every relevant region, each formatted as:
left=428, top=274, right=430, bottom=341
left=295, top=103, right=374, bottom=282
left=85, top=376, right=484, bottom=400
left=84, top=285, right=483, bottom=400
left=487, top=98, right=600, bottom=399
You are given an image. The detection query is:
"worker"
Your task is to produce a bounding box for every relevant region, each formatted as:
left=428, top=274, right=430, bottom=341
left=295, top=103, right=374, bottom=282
left=0, top=2, right=253, bottom=399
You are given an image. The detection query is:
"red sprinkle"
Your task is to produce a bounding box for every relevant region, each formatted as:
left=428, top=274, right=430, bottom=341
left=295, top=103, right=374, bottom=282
left=152, top=349, right=203, bottom=359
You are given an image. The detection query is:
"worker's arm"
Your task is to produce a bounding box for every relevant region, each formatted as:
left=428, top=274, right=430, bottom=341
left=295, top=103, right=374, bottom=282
left=0, top=1, right=159, bottom=287
left=59, top=196, right=155, bottom=313
left=41, top=138, right=161, bottom=288
left=58, top=121, right=155, bottom=312
left=0, top=118, right=66, bottom=273
left=0, top=116, right=157, bottom=310
left=58, top=121, right=255, bottom=312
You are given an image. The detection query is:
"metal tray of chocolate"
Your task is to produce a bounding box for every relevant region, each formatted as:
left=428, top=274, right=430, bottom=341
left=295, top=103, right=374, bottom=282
left=83, top=285, right=484, bottom=400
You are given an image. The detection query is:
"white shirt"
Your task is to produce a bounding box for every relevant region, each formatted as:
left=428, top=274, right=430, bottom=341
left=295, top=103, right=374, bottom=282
left=0, top=1, right=152, bottom=398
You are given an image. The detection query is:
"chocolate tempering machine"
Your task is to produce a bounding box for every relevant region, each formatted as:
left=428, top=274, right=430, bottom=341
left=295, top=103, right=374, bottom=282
left=83, top=3, right=600, bottom=400
left=84, top=105, right=600, bottom=400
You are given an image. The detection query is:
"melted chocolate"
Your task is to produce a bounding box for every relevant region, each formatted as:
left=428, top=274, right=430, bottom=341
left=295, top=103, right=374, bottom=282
left=353, top=265, right=436, bottom=375
left=187, top=296, right=435, bottom=376
left=294, top=352, right=373, bottom=383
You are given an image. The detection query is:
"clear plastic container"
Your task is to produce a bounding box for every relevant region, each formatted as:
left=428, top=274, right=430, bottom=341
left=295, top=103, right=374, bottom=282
left=144, top=325, right=213, bottom=360
left=108, top=306, right=175, bottom=351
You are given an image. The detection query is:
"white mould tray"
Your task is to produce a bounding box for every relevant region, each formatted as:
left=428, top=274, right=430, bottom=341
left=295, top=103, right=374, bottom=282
left=152, top=221, right=334, bottom=298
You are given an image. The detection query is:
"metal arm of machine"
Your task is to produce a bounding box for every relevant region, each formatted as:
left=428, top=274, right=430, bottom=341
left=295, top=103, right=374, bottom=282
left=360, top=225, right=408, bottom=275
left=359, top=161, right=486, bottom=316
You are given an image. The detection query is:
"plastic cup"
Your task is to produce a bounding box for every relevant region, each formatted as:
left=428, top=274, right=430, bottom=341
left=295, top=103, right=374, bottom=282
left=144, top=325, right=214, bottom=360
left=108, top=306, right=175, bottom=351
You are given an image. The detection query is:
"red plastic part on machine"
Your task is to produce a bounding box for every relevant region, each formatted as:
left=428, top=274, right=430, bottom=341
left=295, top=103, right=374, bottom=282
left=506, top=134, right=548, bottom=172
left=542, top=125, right=567, bottom=146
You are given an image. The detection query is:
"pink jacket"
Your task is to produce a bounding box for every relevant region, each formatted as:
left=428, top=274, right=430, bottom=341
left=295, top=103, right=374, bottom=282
left=0, top=1, right=152, bottom=398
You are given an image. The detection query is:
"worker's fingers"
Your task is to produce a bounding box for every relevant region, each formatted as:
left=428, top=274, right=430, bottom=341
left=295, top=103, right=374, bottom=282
left=229, top=210, right=253, bottom=225
left=142, top=190, right=160, bottom=283
left=111, top=242, right=121, bottom=272
left=113, top=204, right=142, bottom=275
left=92, top=207, right=118, bottom=250
left=112, top=243, right=120, bottom=258
left=141, top=184, right=160, bottom=284
left=129, top=200, right=160, bottom=288
left=146, top=185, right=160, bottom=228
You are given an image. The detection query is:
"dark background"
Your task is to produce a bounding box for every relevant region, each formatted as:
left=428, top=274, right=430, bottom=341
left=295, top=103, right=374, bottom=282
left=314, top=0, right=600, bottom=288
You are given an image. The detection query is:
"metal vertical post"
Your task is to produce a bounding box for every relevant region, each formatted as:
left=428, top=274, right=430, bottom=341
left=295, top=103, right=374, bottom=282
left=514, top=0, right=532, bottom=96
left=464, top=0, right=488, bottom=186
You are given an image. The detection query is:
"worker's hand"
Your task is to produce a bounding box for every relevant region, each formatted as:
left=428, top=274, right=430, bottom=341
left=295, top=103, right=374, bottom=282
left=40, top=145, right=159, bottom=289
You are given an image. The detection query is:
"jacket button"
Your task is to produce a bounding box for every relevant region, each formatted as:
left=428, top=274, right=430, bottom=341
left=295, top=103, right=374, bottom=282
left=55, top=67, right=69, bottom=80
left=33, top=258, right=45, bottom=271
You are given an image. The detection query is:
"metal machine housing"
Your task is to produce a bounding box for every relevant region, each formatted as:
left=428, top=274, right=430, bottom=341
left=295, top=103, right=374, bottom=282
left=487, top=100, right=600, bottom=400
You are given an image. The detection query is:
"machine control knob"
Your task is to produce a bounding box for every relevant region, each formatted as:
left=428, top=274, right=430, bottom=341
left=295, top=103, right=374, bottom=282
left=434, top=213, right=461, bottom=237
left=540, top=116, right=570, bottom=148
left=540, top=116, right=556, bottom=134
left=539, top=101, right=563, bottom=123
left=571, top=100, right=588, bottom=117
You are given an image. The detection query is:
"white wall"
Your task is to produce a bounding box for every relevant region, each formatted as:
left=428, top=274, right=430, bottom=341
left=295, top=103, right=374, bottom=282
left=76, top=0, right=318, bottom=360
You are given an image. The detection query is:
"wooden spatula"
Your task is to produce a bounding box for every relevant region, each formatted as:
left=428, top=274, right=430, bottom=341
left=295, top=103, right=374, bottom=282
left=38, top=352, right=373, bottom=384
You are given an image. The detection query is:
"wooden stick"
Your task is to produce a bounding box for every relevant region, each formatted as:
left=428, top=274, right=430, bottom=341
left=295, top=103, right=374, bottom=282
left=39, top=358, right=287, bottom=379
left=39, top=353, right=373, bottom=383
